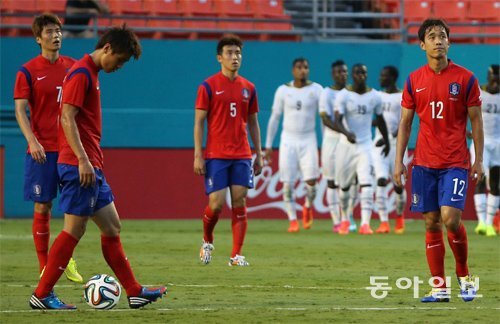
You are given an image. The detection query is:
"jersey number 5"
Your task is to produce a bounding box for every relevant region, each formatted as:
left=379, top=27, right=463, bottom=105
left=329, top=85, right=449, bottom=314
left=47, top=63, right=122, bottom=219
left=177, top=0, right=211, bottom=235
left=230, top=102, right=237, bottom=117
left=430, top=101, right=444, bottom=119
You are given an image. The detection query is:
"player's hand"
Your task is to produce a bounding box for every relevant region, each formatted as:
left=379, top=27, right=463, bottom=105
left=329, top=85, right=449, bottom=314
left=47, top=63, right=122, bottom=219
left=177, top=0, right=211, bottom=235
left=393, top=161, right=407, bottom=188
left=194, top=156, right=206, bottom=176
left=253, top=153, right=263, bottom=176
left=470, top=160, right=485, bottom=184
left=28, top=139, right=46, bottom=164
left=381, top=142, right=390, bottom=157
left=346, top=132, right=356, bottom=144
left=78, top=158, right=95, bottom=188
left=375, top=138, right=385, bottom=147
left=263, top=148, right=273, bottom=164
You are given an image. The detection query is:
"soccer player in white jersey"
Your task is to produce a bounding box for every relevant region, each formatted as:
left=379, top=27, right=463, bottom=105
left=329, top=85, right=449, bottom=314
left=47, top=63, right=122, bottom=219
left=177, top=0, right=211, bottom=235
left=373, top=66, right=408, bottom=234
left=333, top=64, right=390, bottom=235
left=264, top=58, right=323, bottom=232
left=320, top=60, right=347, bottom=233
left=471, top=64, right=499, bottom=237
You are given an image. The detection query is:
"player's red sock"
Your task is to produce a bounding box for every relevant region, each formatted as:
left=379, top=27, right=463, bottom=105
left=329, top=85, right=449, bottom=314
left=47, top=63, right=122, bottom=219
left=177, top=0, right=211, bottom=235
left=34, top=231, right=78, bottom=298
left=231, top=207, right=247, bottom=258
left=425, top=230, right=446, bottom=288
left=203, top=206, right=220, bottom=243
left=101, top=235, right=142, bottom=296
left=32, top=211, right=51, bottom=273
left=447, top=223, right=469, bottom=277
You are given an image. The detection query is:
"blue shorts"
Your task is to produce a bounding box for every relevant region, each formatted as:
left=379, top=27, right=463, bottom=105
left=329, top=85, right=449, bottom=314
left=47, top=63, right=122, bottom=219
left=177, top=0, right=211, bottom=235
left=205, top=159, right=254, bottom=195
left=410, top=166, right=468, bottom=213
left=24, top=152, right=58, bottom=202
left=58, top=164, right=114, bottom=216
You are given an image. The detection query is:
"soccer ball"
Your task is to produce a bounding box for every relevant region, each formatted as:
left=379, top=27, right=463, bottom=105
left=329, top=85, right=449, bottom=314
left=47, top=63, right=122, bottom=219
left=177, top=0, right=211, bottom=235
left=84, top=274, right=122, bottom=309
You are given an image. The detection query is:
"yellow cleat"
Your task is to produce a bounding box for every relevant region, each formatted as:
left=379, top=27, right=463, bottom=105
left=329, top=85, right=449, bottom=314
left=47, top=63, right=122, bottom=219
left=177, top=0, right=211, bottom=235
left=485, top=225, right=497, bottom=237
left=474, top=222, right=486, bottom=235
left=64, top=258, right=83, bottom=283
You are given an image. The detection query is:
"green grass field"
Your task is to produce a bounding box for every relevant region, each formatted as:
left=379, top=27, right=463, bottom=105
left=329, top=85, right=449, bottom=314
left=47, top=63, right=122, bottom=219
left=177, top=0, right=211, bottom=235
left=0, top=218, right=498, bottom=323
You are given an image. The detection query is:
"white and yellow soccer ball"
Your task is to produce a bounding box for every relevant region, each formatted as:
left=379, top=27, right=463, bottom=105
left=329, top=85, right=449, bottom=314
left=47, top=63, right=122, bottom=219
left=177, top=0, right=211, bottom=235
left=84, top=274, right=122, bottom=309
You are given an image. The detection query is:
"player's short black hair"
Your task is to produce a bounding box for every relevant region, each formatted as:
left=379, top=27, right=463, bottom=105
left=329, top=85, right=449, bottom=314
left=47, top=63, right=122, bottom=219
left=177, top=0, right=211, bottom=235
left=352, top=63, right=366, bottom=71
left=32, top=13, right=62, bottom=38
left=217, top=34, right=243, bottom=55
left=96, top=24, right=141, bottom=59
left=383, top=65, right=399, bottom=80
left=490, top=64, right=499, bottom=75
left=292, top=57, right=308, bottom=67
left=418, top=18, right=450, bottom=42
left=331, top=60, right=346, bottom=69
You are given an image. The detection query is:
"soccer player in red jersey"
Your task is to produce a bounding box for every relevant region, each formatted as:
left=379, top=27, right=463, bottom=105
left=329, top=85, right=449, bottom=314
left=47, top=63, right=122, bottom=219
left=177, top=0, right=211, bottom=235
left=29, top=25, right=166, bottom=310
left=394, top=19, right=483, bottom=303
left=13, top=14, right=82, bottom=284
left=194, top=34, right=263, bottom=267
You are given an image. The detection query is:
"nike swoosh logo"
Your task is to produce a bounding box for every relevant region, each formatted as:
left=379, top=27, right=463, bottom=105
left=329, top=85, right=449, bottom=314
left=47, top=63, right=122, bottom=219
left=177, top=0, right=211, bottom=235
left=452, top=240, right=462, bottom=243
left=416, top=88, right=426, bottom=93
left=37, top=76, right=47, bottom=81
left=426, top=244, right=441, bottom=249
left=451, top=198, right=463, bottom=202
left=36, top=231, right=49, bottom=235
left=236, top=214, right=246, bottom=219
left=216, top=91, right=224, bottom=95
left=58, top=266, right=66, bottom=271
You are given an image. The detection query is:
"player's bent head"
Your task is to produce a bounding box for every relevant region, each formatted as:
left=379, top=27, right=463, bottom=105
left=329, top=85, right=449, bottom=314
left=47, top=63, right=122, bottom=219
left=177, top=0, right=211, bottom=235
left=32, top=13, right=62, bottom=39
left=96, top=24, right=142, bottom=60
left=217, top=34, right=243, bottom=55
left=418, top=18, right=450, bottom=43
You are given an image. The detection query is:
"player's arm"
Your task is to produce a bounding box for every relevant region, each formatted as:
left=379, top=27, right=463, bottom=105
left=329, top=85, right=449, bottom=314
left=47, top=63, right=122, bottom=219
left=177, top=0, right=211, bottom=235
left=320, top=111, right=336, bottom=131
left=248, top=113, right=263, bottom=176
left=375, top=113, right=390, bottom=156
left=193, top=109, right=207, bottom=176
left=393, top=107, right=414, bottom=187
left=264, top=87, right=284, bottom=163
left=14, top=99, right=46, bottom=163
left=333, top=112, right=355, bottom=143
left=468, top=105, right=484, bottom=183
left=60, top=103, right=95, bottom=187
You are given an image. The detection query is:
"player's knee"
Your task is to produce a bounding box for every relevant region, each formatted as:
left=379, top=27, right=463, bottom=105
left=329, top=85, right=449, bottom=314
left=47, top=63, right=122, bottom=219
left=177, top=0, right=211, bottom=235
left=34, top=202, right=52, bottom=214
left=283, top=183, right=293, bottom=202
left=327, top=180, right=338, bottom=189
left=377, top=178, right=388, bottom=187
left=231, top=197, right=246, bottom=209
left=424, top=213, right=442, bottom=231
left=209, top=203, right=224, bottom=214
left=65, top=222, right=88, bottom=240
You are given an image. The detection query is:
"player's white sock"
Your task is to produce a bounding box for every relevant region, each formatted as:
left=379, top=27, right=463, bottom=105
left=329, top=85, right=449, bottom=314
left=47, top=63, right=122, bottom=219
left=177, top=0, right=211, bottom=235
left=327, top=187, right=341, bottom=225
left=474, top=193, right=487, bottom=224
left=486, top=194, right=499, bottom=226
left=376, top=185, right=389, bottom=222
left=360, top=186, right=374, bottom=226
left=304, top=183, right=316, bottom=208
left=348, top=185, right=358, bottom=220
left=283, top=182, right=296, bottom=221
left=396, top=190, right=407, bottom=216
left=339, top=189, right=350, bottom=222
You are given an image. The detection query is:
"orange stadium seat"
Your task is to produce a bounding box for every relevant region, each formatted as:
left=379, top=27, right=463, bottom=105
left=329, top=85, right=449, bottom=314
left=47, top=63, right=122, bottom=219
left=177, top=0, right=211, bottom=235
left=1, top=0, right=38, bottom=36
left=109, top=0, right=148, bottom=31
left=179, top=0, right=217, bottom=39
left=404, top=1, right=432, bottom=21
left=433, top=1, right=467, bottom=21
left=144, top=0, right=180, bottom=15
left=38, top=0, right=67, bottom=14
left=466, top=0, right=500, bottom=21
left=482, top=25, right=500, bottom=43
left=214, top=0, right=254, bottom=32
left=249, top=0, right=291, bottom=30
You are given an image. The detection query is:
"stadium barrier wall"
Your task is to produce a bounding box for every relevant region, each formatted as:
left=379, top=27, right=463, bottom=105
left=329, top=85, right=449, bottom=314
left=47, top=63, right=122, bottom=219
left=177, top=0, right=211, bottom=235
left=1, top=38, right=498, bottom=218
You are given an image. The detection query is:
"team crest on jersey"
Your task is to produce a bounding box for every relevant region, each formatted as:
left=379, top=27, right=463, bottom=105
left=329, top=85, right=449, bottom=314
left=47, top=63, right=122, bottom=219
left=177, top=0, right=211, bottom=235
left=412, top=193, right=420, bottom=205
left=449, top=82, right=461, bottom=96
left=33, top=185, right=42, bottom=196
left=242, top=88, right=250, bottom=99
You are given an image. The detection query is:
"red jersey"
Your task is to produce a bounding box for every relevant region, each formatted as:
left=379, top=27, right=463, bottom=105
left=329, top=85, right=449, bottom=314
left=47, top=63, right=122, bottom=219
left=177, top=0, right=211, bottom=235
left=195, top=72, right=259, bottom=159
left=13, top=55, right=75, bottom=152
left=58, top=54, right=104, bottom=169
left=402, top=60, right=481, bottom=169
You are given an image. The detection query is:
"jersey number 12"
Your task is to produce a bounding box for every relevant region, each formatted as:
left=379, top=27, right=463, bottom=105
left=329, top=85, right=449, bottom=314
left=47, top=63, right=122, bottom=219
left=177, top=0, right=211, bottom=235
left=430, top=101, right=444, bottom=119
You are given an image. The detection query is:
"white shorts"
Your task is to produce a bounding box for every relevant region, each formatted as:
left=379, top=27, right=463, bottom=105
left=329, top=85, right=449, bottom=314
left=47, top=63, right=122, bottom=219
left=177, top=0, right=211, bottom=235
left=279, top=133, right=320, bottom=183
left=470, top=139, right=500, bottom=179
left=335, top=140, right=374, bottom=188
left=373, top=137, right=409, bottom=181
left=321, top=132, right=340, bottom=181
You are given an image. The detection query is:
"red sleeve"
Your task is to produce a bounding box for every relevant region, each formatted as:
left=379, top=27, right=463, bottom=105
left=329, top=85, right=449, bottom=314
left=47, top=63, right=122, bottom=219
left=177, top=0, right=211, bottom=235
left=62, top=72, right=89, bottom=109
left=195, top=82, right=211, bottom=110
left=401, top=75, right=415, bottom=109
left=465, top=75, right=481, bottom=108
left=13, top=68, right=31, bottom=100
left=248, top=88, right=259, bottom=114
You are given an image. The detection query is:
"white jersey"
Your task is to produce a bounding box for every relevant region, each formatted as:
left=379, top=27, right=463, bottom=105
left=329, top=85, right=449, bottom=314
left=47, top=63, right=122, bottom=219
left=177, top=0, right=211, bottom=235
left=481, top=89, right=500, bottom=141
left=319, top=86, right=341, bottom=138
left=374, top=91, right=402, bottom=141
left=265, top=81, right=323, bottom=147
left=334, top=88, right=382, bottom=144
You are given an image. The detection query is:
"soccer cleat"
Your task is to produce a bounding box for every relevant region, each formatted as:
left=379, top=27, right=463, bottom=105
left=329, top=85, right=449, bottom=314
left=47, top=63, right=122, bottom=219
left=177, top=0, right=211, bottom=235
left=29, top=291, right=77, bottom=310
left=301, top=205, right=313, bottom=229
left=474, top=222, right=486, bottom=235
left=394, top=216, right=405, bottom=234
left=288, top=220, right=299, bottom=233
left=338, top=221, right=350, bottom=235
left=348, top=215, right=357, bottom=232
left=200, top=241, right=214, bottom=264
left=332, top=223, right=341, bottom=233
left=359, top=224, right=374, bottom=235
left=457, top=275, right=477, bottom=302
left=64, top=258, right=83, bottom=283
left=421, top=288, right=450, bottom=303
left=128, top=286, right=167, bottom=309
left=228, top=254, right=249, bottom=266
left=375, top=221, right=390, bottom=234
left=485, top=225, right=497, bottom=237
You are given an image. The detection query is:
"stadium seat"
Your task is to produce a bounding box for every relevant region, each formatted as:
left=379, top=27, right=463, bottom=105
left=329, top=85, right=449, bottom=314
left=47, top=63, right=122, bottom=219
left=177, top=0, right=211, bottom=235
left=38, top=0, right=67, bottom=14
left=404, top=1, right=432, bottom=21
left=248, top=0, right=293, bottom=39
left=466, top=0, right=500, bottom=21
left=248, top=0, right=286, bottom=18
left=1, top=0, right=38, bottom=36
left=214, top=0, right=254, bottom=33
left=449, top=24, right=480, bottom=43
left=179, top=0, right=217, bottom=39
left=482, top=25, right=500, bottom=43
left=143, top=0, right=185, bottom=39
left=143, top=0, right=180, bottom=15
left=432, top=1, right=467, bottom=21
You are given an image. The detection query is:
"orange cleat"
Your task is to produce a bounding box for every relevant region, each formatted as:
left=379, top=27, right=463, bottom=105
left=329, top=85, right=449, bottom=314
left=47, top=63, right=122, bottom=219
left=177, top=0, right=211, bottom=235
left=376, top=221, right=390, bottom=234
left=338, top=221, right=350, bottom=235
left=359, top=224, right=374, bottom=235
left=302, top=205, right=313, bottom=229
left=395, top=216, right=405, bottom=234
left=494, top=210, right=500, bottom=233
left=288, top=220, right=299, bottom=233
